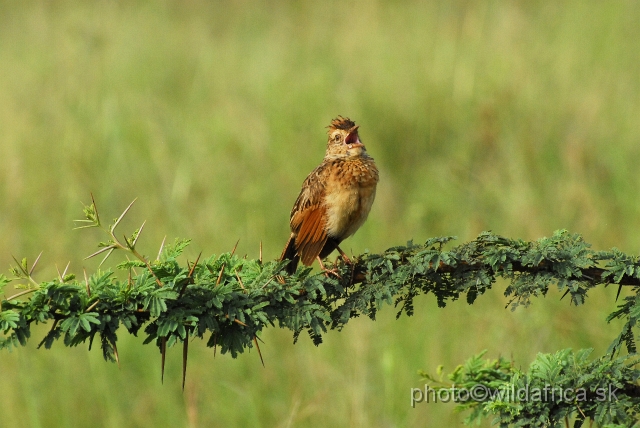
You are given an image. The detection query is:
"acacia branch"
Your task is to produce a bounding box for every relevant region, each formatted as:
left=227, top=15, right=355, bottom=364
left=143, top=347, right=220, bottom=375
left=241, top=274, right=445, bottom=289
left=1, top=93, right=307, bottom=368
left=2, top=203, right=640, bottom=390
left=1, top=229, right=638, bottom=358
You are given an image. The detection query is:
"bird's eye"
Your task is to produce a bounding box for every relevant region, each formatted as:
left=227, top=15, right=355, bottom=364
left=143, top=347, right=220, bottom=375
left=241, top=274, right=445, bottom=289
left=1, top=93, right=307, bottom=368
left=334, top=134, right=341, bottom=142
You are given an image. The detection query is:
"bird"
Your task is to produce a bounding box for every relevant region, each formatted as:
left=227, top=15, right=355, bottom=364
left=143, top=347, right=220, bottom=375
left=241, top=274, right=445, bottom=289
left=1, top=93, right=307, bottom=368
left=280, top=116, right=379, bottom=276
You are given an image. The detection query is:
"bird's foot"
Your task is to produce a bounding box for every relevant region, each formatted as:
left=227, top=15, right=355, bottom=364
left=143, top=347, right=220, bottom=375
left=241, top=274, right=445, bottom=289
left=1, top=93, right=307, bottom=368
left=316, top=256, right=342, bottom=279
left=323, top=268, right=342, bottom=279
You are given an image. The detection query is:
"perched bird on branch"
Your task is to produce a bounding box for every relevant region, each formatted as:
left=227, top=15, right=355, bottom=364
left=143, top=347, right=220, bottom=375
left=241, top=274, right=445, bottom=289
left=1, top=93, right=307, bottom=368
left=280, top=116, right=379, bottom=275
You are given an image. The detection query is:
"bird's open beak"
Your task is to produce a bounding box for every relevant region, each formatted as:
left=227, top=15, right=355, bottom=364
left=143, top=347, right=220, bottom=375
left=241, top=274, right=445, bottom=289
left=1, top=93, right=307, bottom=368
left=345, top=126, right=363, bottom=148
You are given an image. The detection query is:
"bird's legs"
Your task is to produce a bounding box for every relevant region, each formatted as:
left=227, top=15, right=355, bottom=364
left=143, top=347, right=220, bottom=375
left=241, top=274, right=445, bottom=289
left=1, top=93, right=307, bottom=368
left=335, top=245, right=352, bottom=265
left=335, top=245, right=356, bottom=283
left=316, top=256, right=341, bottom=279
left=315, top=247, right=354, bottom=279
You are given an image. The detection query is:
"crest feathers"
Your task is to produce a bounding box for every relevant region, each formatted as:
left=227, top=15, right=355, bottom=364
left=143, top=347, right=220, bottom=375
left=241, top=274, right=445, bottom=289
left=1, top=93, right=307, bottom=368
left=327, top=116, right=356, bottom=133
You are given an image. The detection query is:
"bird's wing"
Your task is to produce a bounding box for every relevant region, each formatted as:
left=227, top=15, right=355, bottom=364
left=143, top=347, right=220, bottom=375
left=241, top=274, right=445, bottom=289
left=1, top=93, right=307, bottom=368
left=289, top=162, right=329, bottom=266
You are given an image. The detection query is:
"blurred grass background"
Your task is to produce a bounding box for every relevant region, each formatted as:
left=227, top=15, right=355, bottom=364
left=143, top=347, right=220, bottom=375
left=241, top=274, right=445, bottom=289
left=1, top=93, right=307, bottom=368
left=1, top=0, right=639, bottom=426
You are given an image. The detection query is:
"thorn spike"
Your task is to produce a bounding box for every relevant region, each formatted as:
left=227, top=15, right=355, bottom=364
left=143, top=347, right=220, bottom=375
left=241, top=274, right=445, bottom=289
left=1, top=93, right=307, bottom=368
left=30, top=251, right=43, bottom=275
left=230, top=239, right=239, bottom=257
left=98, top=248, right=115, bottom=268
left=213, top=333, right=217, bottom=358
left=235, top=271, right=246, bottom=291
left=11, top=255, right=27, bottom=277
left=90, top=192, right=100, bottom=224
left=111, top=198, right=138, bottom=233
left=157, top=236, right=167, bottom=261
left=62, top=261, right=70, bottom=278
left=232, top=318, right=247, bottom=327
left=253, top=336, right=265, bottom=367
left=188, top=252, right=202, bottom=279
left=113, top=341, right=120, bottom=368
left=182, top=332, right=189, bottom=392
left=84, top=245, right=116, bottom=260
left=260, top=276, right=275, bottom=290
left=132, top=220, right=146, bottom=247
left=216, top=264, right=226, bottom=286
left=84, top=268, right=91, bottom=297
left=161, top=337, right=167, bottom=384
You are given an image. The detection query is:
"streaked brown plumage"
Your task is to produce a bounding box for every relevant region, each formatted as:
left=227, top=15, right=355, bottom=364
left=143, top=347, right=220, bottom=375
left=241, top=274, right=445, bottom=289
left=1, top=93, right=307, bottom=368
left=280, top=116, right=379, bottom=275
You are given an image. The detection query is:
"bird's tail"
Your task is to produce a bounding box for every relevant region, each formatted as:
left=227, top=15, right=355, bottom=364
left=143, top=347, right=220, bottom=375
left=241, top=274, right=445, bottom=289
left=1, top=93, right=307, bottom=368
left=280, top=233, right=300, bottom=275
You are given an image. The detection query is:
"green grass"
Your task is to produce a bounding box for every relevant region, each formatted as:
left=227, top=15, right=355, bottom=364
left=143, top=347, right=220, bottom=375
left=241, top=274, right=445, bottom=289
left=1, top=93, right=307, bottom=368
left=1, top=0, right=639, bottom=426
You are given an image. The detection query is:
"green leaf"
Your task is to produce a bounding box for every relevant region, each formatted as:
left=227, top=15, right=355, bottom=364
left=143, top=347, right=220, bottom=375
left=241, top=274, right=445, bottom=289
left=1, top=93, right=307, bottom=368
left=0, top=274, right=11, bottom=290
left=78, top=313, right=101, bottom=332
left=0, top=310, right=20, bottom=332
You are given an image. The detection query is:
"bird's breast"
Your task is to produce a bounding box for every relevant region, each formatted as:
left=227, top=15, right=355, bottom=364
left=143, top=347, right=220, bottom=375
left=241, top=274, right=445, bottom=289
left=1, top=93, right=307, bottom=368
left=323, top=158, right=378, bottom=240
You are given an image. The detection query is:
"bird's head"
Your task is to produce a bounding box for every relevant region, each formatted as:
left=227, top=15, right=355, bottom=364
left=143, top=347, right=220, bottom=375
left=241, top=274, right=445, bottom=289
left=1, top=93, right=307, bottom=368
left=325, top=116, right=366, bottom=158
